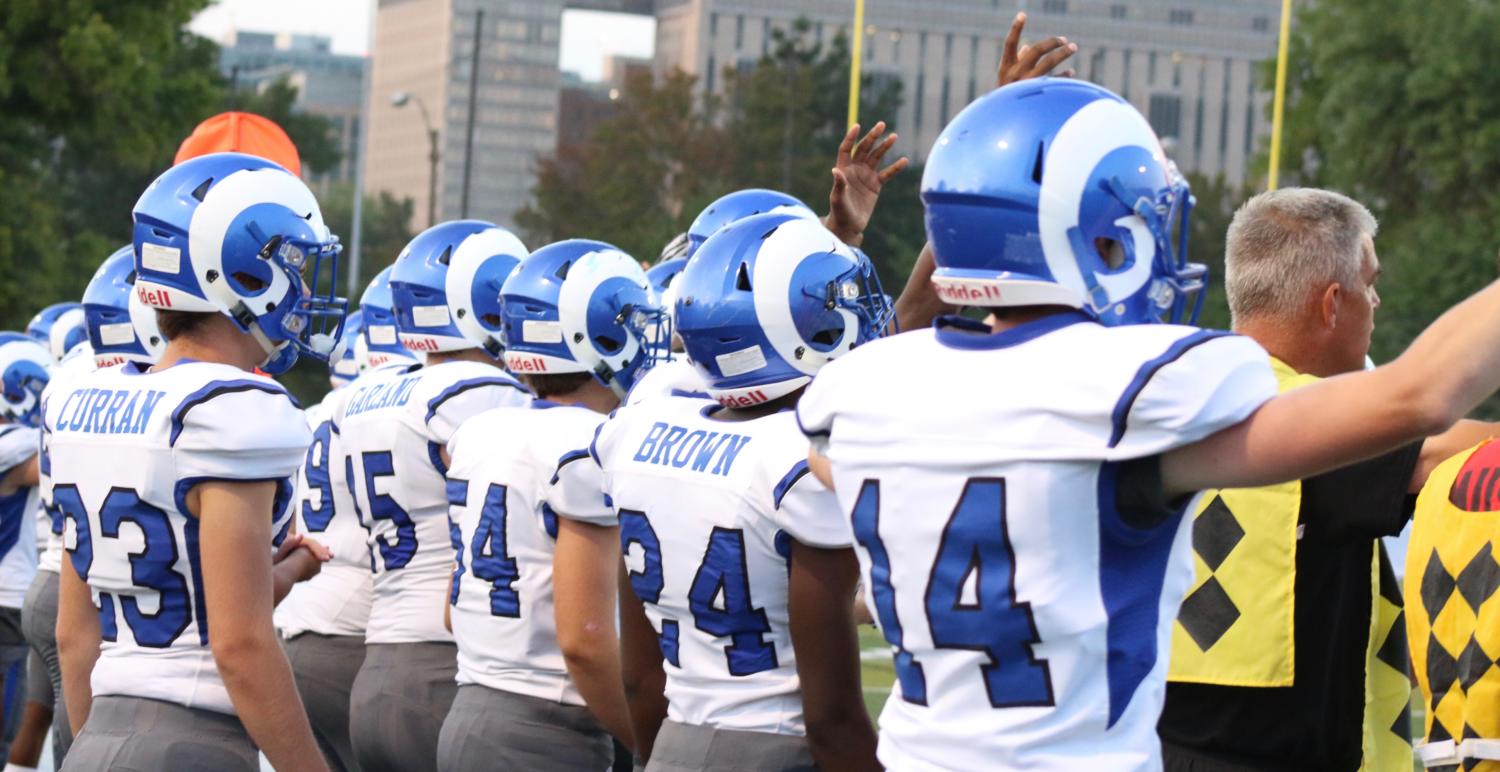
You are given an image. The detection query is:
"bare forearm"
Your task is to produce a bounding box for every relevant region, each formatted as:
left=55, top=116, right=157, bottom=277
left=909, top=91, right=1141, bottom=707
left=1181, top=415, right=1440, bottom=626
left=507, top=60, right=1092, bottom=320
left=58, top=640, right=97, bottom=736
left=562, top=644, right=636, bottom=751
left=619, top=574, right=667, bottom=761
left=893, top=243, right=955, bottom=334
left=790, top=544, right=878, bottom=771
left=216, top=635, right=327, bottom=772
left=57, top=561, right=99, bottom=735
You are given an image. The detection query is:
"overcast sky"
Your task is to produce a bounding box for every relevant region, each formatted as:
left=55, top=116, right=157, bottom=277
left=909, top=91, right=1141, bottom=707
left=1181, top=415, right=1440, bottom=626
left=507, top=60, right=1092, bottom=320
left=188, top=0, right=655, bottom=81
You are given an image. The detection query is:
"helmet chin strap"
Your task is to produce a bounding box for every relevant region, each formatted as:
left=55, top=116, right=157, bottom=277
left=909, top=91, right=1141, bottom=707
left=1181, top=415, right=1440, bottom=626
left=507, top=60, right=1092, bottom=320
left=593, top=360, right=627, bottom=400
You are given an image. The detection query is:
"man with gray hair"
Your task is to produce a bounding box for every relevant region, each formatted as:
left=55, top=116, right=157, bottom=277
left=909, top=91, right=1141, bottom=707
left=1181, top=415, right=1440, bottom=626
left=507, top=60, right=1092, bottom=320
left=1157, top=188, right=1495, bottom=772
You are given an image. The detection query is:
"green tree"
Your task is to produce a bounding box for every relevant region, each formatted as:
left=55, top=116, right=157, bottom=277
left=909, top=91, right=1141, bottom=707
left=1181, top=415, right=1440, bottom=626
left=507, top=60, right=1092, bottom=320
left=1276, top=0, right=1500, bottom=371
left=1185, top=172, right=1257, bottom=332
left=0, top=0, right=223, bottom=330
left=518, top=20, right=925, bottom=285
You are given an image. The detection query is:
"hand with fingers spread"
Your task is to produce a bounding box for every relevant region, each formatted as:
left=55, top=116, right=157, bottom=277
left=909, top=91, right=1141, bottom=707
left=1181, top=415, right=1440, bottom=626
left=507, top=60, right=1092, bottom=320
left=824, top=120, right=911, bottom=248
left=996, top=12, right=1078, bottom=87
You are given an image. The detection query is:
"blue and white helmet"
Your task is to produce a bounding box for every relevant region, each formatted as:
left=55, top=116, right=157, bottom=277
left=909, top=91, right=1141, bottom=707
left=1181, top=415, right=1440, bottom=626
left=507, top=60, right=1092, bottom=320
left=0, top=334, right=52, bottom=427
left=389, top=220, right=528, bottom=358
left=922, top=78, right=1203, bottom=325
left=82, top=246, right=167, bottom=368
left=499, top=240, right=665, bottom=397
left=675, top=212, right=892, bottom=408
left=131, top=152, right=347, bottom=373
left=330, top=309, right=363, bottom=387
left=357, top=266, right=420, bottom=371
left=687, top=189, right=817, bottom=257
left=26, top=303, right=88, bottom=362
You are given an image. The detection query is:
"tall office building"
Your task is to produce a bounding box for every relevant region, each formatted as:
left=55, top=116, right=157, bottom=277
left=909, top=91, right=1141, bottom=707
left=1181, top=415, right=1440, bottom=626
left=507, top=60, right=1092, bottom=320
left=657, top=0, right=1282, bottom=185
left=365, top=0, right=1279, bottom=233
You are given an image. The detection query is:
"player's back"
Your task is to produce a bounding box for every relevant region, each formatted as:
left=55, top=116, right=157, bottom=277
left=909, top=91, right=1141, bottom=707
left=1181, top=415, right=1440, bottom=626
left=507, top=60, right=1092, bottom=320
left=797, top=315, right=1277, bottom=770
left=594, top=395, right=809, bottom=735
left=445, top=401, right=604, bottom=702
left=334, top=359, right=529, bottom=643
left=44, top=360, right=308, bottom=713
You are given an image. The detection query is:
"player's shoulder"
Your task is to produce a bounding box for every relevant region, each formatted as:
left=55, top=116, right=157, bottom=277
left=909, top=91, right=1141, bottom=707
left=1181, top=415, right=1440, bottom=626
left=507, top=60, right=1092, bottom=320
left=626, top=358, right=709, bottom=405
left=410, top=360, right=529, bottom=415
left=165, top=365, right=305, bottom=449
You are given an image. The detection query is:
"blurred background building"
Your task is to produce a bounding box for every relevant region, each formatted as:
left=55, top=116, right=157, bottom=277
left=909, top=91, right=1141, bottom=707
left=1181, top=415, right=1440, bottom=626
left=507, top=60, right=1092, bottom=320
left=362, top=0, right=1281, bottom=230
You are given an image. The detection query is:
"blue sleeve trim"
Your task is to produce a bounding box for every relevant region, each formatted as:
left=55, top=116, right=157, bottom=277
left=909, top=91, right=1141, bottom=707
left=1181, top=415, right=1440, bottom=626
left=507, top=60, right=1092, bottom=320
left=446, top=478, right=468, bottom=507
left=424, top=376, right=529, bottom=425
left=541, top=502, right=560, bottom=539
left=427, top=440, right=448, bottom=476
left=772, top=460, right=812, bottom=510
left=169, top=380, right=298, bottom=447
left=587, top=419, right=610, bottom=466
left=0, top=489, right=29, bottom=565
left=550, top=449, right=592, bottom=486
left=670, top=389, right=711, bottom=399
left=171, top=474, right=291, bottom=645
left=794, top=405, right=829, bottom=438
left=1107, top=331, right=1234, bottom=449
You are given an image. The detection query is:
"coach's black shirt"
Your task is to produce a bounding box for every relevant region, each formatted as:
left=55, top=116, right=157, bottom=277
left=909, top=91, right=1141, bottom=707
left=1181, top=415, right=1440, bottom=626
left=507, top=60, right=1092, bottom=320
left=1157, top=442, right=1421, bottom=772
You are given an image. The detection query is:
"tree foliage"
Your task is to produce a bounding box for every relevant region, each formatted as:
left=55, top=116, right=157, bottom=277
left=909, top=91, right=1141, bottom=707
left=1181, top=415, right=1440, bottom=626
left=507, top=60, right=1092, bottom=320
left=519, top=20, right=926, bottom=285
left=1276, top=0, right=1500, bottom=365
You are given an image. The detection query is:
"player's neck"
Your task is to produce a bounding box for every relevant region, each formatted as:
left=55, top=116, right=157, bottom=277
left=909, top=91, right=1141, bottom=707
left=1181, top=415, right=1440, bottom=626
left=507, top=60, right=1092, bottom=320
left=720, top=389, right=802, bottom=421
left=545, top=380, right=620, bottom=414
left=153, top=315, right=267, bottom=372
left=1234, top=315, right=1349, bottom=378
left=984, top=305, right=1078, bottom=334
left=424, top=348, right=500, bottom=368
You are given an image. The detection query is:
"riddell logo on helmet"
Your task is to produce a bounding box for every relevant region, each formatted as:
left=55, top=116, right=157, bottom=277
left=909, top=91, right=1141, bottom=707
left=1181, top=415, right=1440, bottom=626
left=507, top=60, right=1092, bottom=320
left=95, top=355, right=127, bottom=368
left=136, top=286, right=171, bottom=308
left=403, top=338, right=440, bottom=352
left=508, top=356, right=548, bottom=373
left=934, top=281, right=1003, bottom=303
left=717, top=390, right=769, bottom=407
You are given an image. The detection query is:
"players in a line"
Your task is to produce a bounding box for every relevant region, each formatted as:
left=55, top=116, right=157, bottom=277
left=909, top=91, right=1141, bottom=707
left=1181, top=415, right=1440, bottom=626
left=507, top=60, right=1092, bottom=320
left=275, top=266, right=419, bottom=772
left=338, top=220, right=531, bottom=772
left=439, top=239, right=662, bottom=769
left=50, top=152, right=337, bottom=772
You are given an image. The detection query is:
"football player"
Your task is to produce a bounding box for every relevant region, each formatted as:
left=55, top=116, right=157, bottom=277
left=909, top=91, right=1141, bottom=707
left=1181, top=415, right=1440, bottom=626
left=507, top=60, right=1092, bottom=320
left=18, top=246, right=166, bottom=771
left=439, top=239, right=663, bottom=770
left=276, top=267, right=419, bottom=772
left=24, top=305, right=87, bottom=365
left=0, top=335, right=50, bottom=764
left=586, top=212, right=888, bottom=770
left=339, top=221, right=531, bottom=772
left=801, top=78, right=1500, bottom=770
left=51, top=152, right=338, bottom=771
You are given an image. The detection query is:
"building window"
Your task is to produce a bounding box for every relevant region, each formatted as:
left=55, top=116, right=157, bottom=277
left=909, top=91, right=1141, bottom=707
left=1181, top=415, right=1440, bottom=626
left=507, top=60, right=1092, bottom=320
left=710, top=13, right=718, bottom=38
left=1149, top=94, right=1182, bottom=140
left=941, top=76, right=951, bottom=123
left=1148, top=51, right=1157, bottom=84
left=734, top=15, right=743, bottom=50
left=1252, top=16, right=1270, bottom=32
left=1110, top=4, right=1127, bottom=20
left=1041, top=0, right=1067, bottom=13
left=1169, top=9, right=1194, bottom=25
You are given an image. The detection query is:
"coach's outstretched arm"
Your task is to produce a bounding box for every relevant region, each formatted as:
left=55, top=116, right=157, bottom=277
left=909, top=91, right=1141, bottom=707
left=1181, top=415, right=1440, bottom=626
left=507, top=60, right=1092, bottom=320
left=1166, top=277, right=1500, bottom=495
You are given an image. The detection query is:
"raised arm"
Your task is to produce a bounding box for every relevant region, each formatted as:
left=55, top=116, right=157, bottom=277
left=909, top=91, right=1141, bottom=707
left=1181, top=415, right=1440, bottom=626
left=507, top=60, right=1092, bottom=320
left=823, top=122, right=910, bottom=248
left=1165, top=278, right=1500, bottom=495
left=195, top=480, right=328, bottom=772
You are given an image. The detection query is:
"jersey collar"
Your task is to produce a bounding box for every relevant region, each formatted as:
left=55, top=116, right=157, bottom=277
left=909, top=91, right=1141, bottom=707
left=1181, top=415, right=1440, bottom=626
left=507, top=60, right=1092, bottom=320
left=933, top=310, right=1093, bottom=351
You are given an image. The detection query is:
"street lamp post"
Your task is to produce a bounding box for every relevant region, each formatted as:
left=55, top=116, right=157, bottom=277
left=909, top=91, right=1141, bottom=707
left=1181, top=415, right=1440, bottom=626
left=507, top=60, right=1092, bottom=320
left=391, top=91, right=440, bottom=227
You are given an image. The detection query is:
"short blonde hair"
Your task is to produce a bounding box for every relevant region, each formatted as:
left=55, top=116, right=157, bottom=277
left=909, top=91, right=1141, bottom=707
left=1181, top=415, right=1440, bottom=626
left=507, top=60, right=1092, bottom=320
left=1225, top=188, right=1377, bottom=323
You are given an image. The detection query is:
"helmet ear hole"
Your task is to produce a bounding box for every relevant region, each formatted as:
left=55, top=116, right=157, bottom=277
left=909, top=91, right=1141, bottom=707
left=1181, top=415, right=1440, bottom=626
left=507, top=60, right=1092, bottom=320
left=232, top=271, right=267, bottom=292
left=810, top=328, right=841, bottom=346
left=735, top=262, right=753, bottom=291
left=1096, top=237, right=1126, bottom=270
left=594, top=335, right=622, bottom=353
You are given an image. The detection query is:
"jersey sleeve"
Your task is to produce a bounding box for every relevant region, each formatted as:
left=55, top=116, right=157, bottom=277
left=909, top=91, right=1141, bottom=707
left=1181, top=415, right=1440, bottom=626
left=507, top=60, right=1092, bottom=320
left=770, top=458, right=850, bottom=548
left=795, top=360, right=842, bottom=445
left=424, top=376, right=530, bottom=445
left=0, top=426, right=39, bottom=473
left=1106, top=332, right=1277, bottom=459
left=171, top=382, right=311, bottom=482
left=545, top=415, right=617, bottom=527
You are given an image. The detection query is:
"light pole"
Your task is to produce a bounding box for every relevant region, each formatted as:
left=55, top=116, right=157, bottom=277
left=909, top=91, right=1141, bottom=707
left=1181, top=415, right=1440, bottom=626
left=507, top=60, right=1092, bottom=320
left=391, top=91, right=440, bottom=227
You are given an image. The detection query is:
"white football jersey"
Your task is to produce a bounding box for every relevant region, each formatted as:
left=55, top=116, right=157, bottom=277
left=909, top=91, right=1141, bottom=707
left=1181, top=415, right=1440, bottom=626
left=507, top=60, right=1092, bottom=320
left=332, top=360, right=530, bottom=644
left=591, top=396, right=842, bottom=735
left=796, top=314, right=1278, bottom=771
left=625, top=358, right=707, bottom=406
left=275, top=384, right=374, bottom=639
left=445, top=401, right=606, bottom=703
left=0, top=424, right=39, bottom=609
left=46, top=361, right=308, bottom=714
left=37, top=348, right=98, bottom=575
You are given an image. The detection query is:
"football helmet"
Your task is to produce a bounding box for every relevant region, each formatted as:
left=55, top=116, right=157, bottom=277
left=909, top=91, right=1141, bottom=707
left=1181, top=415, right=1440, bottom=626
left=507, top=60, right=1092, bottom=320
left=922, top=78, right=1203, bottom=325
left=82, top=245, right=167, bottom=368
left=499, top=239, right=665, bottom=398
left=674, top=212, right=891, bottom=407
left=131, top=152, right=347, bottom=374
left=26, top=303, right=87, bottom=362
left=389, top=220, right=527, bottom=358
left=330, top=309, right=363, bottom=388
left=0, top=333, right=52, bottom=427
left=358, top=266, right=420, bottom=371
left=686, top=189, right=816, bottom=257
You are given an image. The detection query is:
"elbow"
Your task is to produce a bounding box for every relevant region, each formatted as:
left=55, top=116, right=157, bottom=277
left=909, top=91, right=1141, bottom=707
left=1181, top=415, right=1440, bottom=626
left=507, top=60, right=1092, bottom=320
left=1408, top=386, right=1465, bottom=439
left=210, top=628, right=280, bottom=681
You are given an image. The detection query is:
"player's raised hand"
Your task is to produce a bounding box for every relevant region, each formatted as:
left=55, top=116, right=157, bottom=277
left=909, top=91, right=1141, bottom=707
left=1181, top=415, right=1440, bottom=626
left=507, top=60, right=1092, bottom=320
left=996, top=12, right=1078, bottom=87
left=824, top=121, right=910, bottom=248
